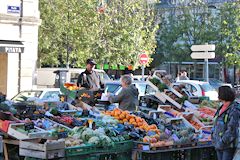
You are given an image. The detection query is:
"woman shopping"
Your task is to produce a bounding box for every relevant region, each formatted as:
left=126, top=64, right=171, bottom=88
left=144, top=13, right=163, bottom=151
left=212, top=86, right=240, bottom=160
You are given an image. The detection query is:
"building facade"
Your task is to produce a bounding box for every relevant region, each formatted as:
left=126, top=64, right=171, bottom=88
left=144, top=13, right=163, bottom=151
left=0, top=0, right=41, bottom=98
left=157, top=0, right=238, bottom=8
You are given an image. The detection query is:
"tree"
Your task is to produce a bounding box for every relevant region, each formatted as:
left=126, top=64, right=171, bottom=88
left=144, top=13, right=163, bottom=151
left=153, top=2, right=219, bottom=67
left=38, top=0, right=159, bottom=68
left=218, top=2, right=240, bottom=67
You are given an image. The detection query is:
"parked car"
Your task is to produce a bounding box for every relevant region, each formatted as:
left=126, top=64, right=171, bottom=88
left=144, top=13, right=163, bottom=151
left=194, top=78, right=232, bottom=90
left=132, top=75, right=148, bottom=81
left=173, top=80, right=218, bottom=101
left=11, top=88, right=61, bottom=103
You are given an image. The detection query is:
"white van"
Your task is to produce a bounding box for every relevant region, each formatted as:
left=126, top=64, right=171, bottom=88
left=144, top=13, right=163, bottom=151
left=36, top=68, right=110, bottom=88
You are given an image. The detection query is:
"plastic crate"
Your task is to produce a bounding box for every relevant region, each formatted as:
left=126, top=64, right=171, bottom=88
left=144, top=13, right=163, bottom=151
left=96, top=140, right=133, bottom=153
left=65, top=144, right=96, bottom=157
left=65, top=154, right=100, bottom=160
left=99, top=151, right=132, bottom=160
left=190, top=147, right=217, bottom=160
left=141, top=151, right=177, bottom=160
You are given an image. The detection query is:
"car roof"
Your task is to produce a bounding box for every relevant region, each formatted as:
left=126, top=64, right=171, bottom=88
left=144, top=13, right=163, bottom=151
left=176, top=80, right=208, bottom=85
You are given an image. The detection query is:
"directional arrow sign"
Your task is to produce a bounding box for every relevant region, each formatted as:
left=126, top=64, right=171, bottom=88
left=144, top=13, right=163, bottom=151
left=191, top=52, right=215, bottom=59
left=191, top=44, right=215, bottom=52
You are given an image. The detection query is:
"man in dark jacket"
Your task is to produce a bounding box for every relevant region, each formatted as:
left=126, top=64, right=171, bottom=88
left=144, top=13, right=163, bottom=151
left=212, top=86, right=240, bottom=160
left=77, top=59, right=103, bottom=91
left=109, top=75, right=139, bottom=111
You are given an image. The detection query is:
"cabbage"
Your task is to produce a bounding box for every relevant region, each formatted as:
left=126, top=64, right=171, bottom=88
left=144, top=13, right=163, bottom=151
left=88, top=136, right=100, bottom=146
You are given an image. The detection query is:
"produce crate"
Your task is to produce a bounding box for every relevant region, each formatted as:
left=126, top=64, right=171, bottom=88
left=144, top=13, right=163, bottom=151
left=140, top=150, right=191, bottom=160
left=0, top=112, right=19, bottom=132
left=96, top=140, right=133, bottom=153
left=199, top=96, right=210, bottom=102
left=182, top=113, right=205, bottom=132
left=0, top=120, right=13, bottom=132
left=65, top=144, right=96, bottom=157
left=190, top=146, right=217, bottom=160
left=134, top=141, right=174, bottom=151
left=99, top=151, right=132, bottom=160
left=20, top=139, right=65, bottom=159
left=8, top=123, right=50, bottom=140
left=60, top=84, right=78, bottom=101
left=158, top=105, right=182, bottom=117
left=65, top=154, right=100, bottom=160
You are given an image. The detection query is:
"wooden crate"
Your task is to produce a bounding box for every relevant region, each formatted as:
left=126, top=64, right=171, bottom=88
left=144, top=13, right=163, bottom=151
left=8, top=123, right=49, bottom=140
left=19, top=139, right=65, bottom=159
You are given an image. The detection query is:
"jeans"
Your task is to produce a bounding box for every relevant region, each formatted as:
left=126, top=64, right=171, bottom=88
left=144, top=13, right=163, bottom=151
left=216, top=148, right=236, bottom=160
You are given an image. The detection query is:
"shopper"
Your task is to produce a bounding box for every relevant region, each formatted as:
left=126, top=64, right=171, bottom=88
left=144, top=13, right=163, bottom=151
left=108, top=75, right=139, bottom=111
left=179, top=71, right=189, bottom=80
left=77, top=58, right=103, bottom=91
left=212, top=86, right=240, bottom=160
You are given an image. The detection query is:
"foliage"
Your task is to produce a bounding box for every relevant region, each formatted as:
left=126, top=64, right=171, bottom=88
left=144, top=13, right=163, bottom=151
left=153, top=1, right=240, bottom=67
left=218, top=2, right=240, bottom=67
left=153, top=2, right=219, bottom=66
left=38, top=0, right=159, bottom=68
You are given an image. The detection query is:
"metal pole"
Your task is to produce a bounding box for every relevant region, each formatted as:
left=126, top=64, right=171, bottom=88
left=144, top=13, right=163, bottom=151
left=141, top=65, right=144, bottom=81
left=205, top=56, right=209, bottom=82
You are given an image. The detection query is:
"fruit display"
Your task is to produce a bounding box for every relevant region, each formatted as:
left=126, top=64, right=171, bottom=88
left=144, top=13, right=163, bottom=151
left=183, top=114, right=204, bottom=131
left=104, top=108, right=160, bottom=134
left=64, top=83, right=79, bottom=91
left=198, top=106, right=216, bottom=117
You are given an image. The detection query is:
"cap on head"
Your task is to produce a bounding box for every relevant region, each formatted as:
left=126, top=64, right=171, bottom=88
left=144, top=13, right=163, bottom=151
left=86, top=58, right=97, bottom=65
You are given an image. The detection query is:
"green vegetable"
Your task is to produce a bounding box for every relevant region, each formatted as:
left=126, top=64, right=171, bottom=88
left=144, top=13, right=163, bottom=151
left=88, top=136, right=100, bottom=146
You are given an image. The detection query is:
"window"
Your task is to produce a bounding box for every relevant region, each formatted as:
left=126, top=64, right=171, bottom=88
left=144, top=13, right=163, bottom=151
left=105, top=84, right=121, bottom=94
left=190, top=85, right=198, bottom=93
left=135, top=84, right=147, bottom=97
left=145, top=85, right=156, bottom=95
left=42, top=91, right=60, bottom=101
left=200, top=83, right=214, bottom=92
left=12, top=91, right=42, bottom=102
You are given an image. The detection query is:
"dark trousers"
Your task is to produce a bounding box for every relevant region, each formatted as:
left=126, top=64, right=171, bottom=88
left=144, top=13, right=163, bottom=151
left=216, top=148, right=236, bottom=160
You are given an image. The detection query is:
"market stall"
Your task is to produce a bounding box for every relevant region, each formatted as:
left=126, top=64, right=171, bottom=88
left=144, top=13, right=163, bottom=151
left=0, top=76, right=221, bottom=160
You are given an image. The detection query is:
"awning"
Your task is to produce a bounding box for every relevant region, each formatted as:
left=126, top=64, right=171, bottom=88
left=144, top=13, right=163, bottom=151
left=0, top=40, right=24, bottom=53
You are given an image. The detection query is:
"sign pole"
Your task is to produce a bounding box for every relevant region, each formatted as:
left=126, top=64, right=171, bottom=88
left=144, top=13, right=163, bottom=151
left=191, top=44, right=215, bottom=82
left=205, top=57, right=209, bottom=82
left=141, top=65, right=144, bottom=81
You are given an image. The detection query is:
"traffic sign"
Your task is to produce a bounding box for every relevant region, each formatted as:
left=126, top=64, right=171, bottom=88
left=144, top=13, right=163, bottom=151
left=191, top=44, right=215, bottom=52
left=139, top=53, right=149, bottom=65
left=190, top=52, right=215, bottom=59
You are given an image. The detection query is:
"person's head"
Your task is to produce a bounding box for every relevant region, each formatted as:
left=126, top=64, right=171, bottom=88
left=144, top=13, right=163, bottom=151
left=182, top=71, right=187, bottom=76
left=120, top=75, right=132, bottom=88
left=218, top=86, right=235, bottom=102
left=86, top=58, right=96, bottom=72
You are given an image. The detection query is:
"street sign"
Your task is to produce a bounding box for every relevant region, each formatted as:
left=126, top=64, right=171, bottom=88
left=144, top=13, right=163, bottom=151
left=190, top=52, right=215, bottom=59
left=139, top=53, right=149, bottom=65
left=191, top=44, right=215, bottom=52
left=7, top=6, right=20, bottom=14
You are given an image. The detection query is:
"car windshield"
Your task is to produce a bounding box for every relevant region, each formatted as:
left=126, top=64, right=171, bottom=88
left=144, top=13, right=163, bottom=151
left=200, top=83, right=215, bottom=92
left=11, top=91, right=43, bottom=102
left=134, top=83, right=147, bottom=96
left=105, top=83, right=121, bottom=94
